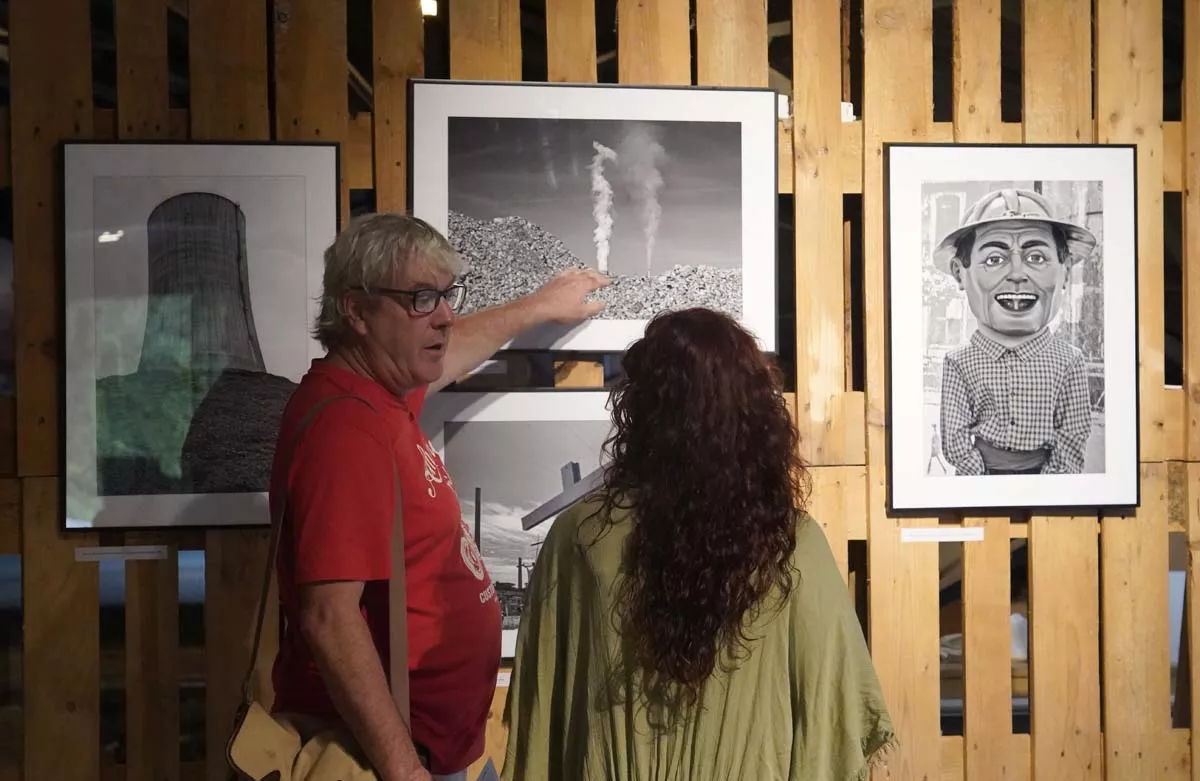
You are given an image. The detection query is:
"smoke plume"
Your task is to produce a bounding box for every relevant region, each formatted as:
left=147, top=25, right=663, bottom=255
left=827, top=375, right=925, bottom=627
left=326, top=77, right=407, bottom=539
left=617, top=124, right=666, bottom=277
left=589, top=141, right=618, bottom=274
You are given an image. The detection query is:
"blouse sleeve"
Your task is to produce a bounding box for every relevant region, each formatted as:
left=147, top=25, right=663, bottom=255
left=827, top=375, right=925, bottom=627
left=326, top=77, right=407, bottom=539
left=787, top=516, right=898, bottom=780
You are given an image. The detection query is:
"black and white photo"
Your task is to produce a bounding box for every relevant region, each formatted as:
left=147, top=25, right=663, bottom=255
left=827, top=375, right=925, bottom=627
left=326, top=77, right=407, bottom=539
left=420, top=391, right=612, bottom=659
left=62, top=141, right=339, bottom=530
left=884, top=143, right=1139, bottom=512
left=409, top=79, right=779, bottom=352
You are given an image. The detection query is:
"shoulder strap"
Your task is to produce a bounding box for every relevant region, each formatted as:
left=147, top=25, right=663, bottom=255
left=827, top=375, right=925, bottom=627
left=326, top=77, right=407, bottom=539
left=240, top=392, right=411, bottom=726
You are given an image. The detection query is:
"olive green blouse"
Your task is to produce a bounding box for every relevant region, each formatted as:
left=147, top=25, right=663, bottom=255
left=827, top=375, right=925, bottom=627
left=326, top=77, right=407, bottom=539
left=499, top=495, right=897, bottom=781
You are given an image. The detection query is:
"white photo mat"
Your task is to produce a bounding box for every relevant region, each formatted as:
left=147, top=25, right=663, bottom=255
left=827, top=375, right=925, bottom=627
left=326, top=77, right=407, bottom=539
left=62, top=141, right=338, bottom=530
left=409, top=79, right=779, bottom=353
left=884, top=142, right=1139, bottom=512
left=419, top=390, right=613, bottom=658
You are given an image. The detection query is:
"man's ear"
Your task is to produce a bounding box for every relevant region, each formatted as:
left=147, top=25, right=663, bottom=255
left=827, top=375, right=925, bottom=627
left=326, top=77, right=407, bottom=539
left=949, top=258, right=965, bottom=287
left=341, top=290, right=371, bottom=337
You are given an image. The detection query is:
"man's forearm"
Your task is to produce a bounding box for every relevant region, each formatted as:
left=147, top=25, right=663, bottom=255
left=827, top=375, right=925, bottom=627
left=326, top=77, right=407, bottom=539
left=301, top=606, right=429, bottom=781
left=432, top=299, right=546, bottom=392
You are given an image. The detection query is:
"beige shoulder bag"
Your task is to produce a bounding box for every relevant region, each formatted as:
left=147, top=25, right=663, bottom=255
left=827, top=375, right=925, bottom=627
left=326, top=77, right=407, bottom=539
left=225, top=392, right=412, bottom=781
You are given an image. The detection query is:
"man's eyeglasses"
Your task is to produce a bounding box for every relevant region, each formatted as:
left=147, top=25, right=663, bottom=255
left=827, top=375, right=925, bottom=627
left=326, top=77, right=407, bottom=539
left=362, top=282, right=468, bottom=314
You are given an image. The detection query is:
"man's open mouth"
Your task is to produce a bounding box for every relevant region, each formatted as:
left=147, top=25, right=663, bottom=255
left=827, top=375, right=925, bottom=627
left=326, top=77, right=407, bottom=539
left=994, top=291, right=1038, bottom=313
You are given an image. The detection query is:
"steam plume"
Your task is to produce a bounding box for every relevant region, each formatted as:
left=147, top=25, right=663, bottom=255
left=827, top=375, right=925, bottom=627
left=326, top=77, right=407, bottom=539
left=589, top=141, right=618, bottom=274
left=617, top=124, right=666, bottom=277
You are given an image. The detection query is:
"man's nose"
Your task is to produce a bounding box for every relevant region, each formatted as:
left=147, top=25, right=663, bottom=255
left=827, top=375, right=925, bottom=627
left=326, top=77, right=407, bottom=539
left=1004, top=251, right=1030, bottom=279
left=430, top=295, right=455, bottom=327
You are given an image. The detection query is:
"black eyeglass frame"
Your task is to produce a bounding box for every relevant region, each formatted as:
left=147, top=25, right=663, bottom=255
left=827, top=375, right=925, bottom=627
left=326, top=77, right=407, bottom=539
left=359, top=281, right=468, bottom=315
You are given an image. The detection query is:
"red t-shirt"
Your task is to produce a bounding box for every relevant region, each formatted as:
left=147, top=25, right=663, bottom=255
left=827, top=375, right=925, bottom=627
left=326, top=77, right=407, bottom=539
left=269, top=360, right=503, bottom=774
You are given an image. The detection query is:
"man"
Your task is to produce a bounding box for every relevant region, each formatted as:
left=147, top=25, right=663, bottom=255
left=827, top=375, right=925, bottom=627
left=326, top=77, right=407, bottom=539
left=934, top=187, right=1098, bottom=476
left=268, top=212, right=610, bottom=780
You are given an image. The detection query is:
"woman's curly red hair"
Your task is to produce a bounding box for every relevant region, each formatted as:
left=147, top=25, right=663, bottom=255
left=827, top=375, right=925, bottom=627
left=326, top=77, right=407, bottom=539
left=594, top=307, right=810, bottom=709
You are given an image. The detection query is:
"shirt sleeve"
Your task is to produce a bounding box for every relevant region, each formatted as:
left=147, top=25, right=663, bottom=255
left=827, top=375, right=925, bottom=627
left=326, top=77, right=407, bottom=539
left=1045, top=352, right=1092, bottom=474
left=283, top=397, right=396, bottom=585
left=939, top=357, right=986, bottom=476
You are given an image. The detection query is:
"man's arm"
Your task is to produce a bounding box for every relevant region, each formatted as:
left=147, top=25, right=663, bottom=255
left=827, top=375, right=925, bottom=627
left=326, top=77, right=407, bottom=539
left=298, top=580, right=431, bottom=781
left=1044, top=353, right=1093, bottom=473
left=939, top=358, right=986, bottom=476
left=431, top=268, right=610, bottom=392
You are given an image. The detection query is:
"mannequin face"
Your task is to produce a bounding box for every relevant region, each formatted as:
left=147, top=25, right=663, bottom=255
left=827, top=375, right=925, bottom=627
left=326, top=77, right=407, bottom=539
left=951, top=221, right=1068, bottom=341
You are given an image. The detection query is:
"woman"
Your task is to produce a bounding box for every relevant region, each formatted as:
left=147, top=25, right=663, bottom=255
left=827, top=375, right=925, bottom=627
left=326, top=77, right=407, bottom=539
left=500, top=308, right=895, bottom=780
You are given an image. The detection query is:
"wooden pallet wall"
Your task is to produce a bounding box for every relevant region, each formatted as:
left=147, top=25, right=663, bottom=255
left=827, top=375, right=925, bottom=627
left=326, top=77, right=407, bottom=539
left=0, top=1, right=1194, bottom=780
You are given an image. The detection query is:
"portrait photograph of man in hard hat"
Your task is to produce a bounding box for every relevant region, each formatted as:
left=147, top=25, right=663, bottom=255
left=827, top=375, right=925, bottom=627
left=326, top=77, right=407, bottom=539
left=929, top=186, right=1103, bottom=477
left=915, top=181, right=1107, bottom=480
left=883, top=143, right=1139, bottom=515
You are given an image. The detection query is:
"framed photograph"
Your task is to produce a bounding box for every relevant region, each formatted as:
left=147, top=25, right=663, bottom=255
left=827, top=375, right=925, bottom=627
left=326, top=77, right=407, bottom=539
left=408, top=78, right=779, bottom=353
left=419, top=390, right=613, bottom=659
left=883, top=142, right=1139, bottom=513
left=62, top=141, right=340, bottom=530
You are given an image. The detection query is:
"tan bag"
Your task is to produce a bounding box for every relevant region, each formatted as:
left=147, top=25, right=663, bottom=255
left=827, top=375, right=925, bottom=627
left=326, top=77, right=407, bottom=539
left=225, top=393, right=412, bottom=781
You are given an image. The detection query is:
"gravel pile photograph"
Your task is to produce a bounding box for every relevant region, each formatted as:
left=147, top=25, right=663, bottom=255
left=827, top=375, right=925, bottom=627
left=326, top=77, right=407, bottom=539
left=448, top=210, right=741, bottom=320
left=445, top=115, right=745, bottom=323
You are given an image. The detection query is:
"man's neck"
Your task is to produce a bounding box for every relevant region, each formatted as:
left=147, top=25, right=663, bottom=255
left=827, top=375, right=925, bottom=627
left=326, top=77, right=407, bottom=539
left=325, top=348, right=419, bottom=398
left=976, top=324, right=1047, bottom=349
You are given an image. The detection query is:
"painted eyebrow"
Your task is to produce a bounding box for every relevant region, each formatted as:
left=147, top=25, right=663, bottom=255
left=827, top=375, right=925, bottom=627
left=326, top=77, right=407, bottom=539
left=978, top=237, right=1052, bottom=251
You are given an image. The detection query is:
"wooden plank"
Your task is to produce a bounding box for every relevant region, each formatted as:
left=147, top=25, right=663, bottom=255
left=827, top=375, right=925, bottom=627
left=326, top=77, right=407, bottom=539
left=545, top=0, right=604, bottom=387
left=1094, top=4, right=1172, bottom=778
left=114, top=2, right=181, bottom=778
left=371, top=1, right=423, bottom=213
left=1185, top=0, right=1200, bottom=460
left=952, top=0, right=1002, bottom=139
left=806, top=465, right=863, bottom=583
left=1028, top=517, right=1103, bottom=779
left=115, top=0, right=170, bottom=138
left=188, top=0, right=269, bottom=141
left=790, top=0, right=858, bottom=467
left=694, top=0, right=767, bottom=87
left=0, top=112, right=9, bottom=477
left=778, top=121, right=795, bottom=194
left=1101, top=465, right=1172, bottom=779
left=22, top=478, right=100, bottom=781
left=1188, top=465, right=1200, bottom=781
left=9, top=0, right=91, bottom=477
left=861, top=2, right=940, bottom=779
left=1021, top=2, right=1103, bottom=779
left=10, top=1, right=97, bottom=779
left=615, top=0, right=691, bottom=86
left=347, top=113, right=374, bottom=191
left=1097, top=0, right=1166, bottom=462
left=827, top=121, right=1181, bottom=196
left=545, top=0, right=598, bottom=83
left=449, top=0, right=521, bottom=81
left=123, top=534, right=181, bottom=781
left=81, top=110, right=1186, bottom=201
left=188, top=4, right=275, bottom=780
left=274, top=0, right=349, bottom=227
left=950, top=4, right=1015, bottom=780
left=0, top=479, right=19, bottom=555
left=962, top=509, right=1015, bottom=781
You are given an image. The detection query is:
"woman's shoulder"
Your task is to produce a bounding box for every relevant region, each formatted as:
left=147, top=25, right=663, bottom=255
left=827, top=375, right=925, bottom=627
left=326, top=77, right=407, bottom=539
left=538, top=492, right=630, bottom=567
left=789, top=511, right=846, bottom=588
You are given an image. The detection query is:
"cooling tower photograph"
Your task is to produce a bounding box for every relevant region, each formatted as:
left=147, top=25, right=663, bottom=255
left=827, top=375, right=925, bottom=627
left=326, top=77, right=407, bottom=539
left=62, top=141, right=338, bottom=531
left=409, top=80, right=780, bottom=352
